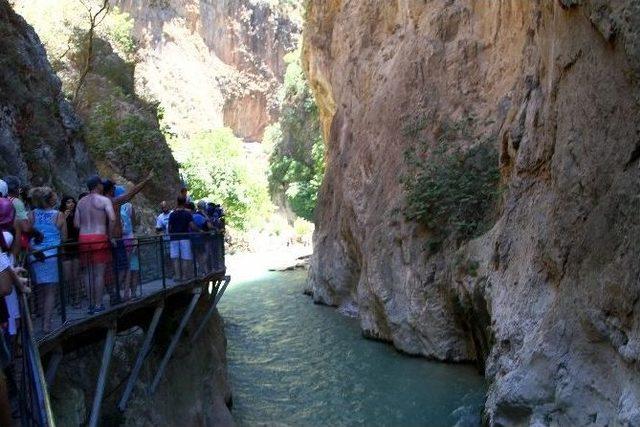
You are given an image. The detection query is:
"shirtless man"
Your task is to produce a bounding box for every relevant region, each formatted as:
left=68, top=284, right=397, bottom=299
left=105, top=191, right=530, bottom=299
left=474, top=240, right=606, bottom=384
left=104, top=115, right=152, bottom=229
left=74, top=176, right=115, bottom=313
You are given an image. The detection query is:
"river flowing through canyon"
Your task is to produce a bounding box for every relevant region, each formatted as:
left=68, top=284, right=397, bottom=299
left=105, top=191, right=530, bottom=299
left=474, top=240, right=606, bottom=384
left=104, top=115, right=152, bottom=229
left=219, top=265, right=486, bottom=426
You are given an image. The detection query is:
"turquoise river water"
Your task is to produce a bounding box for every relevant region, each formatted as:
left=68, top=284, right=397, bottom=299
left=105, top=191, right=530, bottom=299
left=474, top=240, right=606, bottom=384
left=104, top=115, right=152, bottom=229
left=218, top=268, right=486, bottom=427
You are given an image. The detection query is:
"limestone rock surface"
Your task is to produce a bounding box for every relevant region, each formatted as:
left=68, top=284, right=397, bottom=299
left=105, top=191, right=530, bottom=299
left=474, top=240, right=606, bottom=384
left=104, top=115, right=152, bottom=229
left=51, top=302, right=232, bottom=426
left=303, top=0, right=640, bottom=424
left=0, top=0, right=92, bottom=194
left=115, top=0, right=300, bottom=141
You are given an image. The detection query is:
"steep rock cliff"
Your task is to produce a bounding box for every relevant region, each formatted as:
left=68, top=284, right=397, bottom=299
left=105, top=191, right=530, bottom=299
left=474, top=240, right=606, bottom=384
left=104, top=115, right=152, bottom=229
left=0, top=0, right=92, bottom=194
left=114, top=0, right=300, bottom=141
left=304, top=0, right=640, bottom=424
left=51, top=303, right=232, bottom=426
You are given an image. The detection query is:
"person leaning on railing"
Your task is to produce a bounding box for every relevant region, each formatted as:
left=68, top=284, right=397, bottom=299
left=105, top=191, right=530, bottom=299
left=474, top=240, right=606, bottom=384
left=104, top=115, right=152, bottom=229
left=168, top=196, right=201, bottom=282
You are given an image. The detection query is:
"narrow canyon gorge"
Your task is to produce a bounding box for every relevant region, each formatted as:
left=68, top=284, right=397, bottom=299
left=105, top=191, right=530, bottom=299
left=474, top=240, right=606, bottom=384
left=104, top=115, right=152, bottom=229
left=2, top=0, right=640, bottom=425
left=304, top=0, right=640, bottom=425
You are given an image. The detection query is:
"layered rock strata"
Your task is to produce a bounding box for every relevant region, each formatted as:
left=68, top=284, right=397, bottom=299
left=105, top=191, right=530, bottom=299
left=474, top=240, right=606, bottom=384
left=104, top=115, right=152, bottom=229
left=303, top=0, right=640, bottom=424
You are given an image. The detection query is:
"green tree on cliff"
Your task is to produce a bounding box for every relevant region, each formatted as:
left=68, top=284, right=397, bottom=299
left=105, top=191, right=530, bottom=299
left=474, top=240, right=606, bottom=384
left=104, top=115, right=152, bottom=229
left=266, top=48, right=325, bottom=221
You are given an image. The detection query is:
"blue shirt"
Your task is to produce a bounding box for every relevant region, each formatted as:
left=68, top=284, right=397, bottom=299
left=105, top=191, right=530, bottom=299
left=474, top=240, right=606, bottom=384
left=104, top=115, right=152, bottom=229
left=168, top=209, right=193, bottom=240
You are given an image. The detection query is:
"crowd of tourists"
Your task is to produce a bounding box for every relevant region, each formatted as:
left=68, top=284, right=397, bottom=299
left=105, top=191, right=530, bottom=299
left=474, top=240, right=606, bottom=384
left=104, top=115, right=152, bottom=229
left=0, top=173, right=225, bottom=421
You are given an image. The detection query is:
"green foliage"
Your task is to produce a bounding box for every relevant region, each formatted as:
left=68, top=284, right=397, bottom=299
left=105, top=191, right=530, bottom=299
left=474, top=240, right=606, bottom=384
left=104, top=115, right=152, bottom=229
left=403, top=141, right=500, bottom=248
left=15, top=1, right=137, bottom=95
left=174, top=129, right=273, bottom=230
left=86, top=99, right=167, bottom=177
left=267, top=48, right=325, bottom=221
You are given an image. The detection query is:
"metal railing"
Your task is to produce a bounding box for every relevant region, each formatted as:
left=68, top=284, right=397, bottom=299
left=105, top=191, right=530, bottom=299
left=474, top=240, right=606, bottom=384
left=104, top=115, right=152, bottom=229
left=18, top=292, right=54, bottom=427
left=16, top=231, right=225, bottom=426
left=21, top=231, right=225, bottom=338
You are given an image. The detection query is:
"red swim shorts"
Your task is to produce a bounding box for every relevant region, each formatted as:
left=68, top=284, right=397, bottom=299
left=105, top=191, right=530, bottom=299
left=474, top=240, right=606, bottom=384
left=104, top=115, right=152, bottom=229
left=78, top=234, right=112, bottom=265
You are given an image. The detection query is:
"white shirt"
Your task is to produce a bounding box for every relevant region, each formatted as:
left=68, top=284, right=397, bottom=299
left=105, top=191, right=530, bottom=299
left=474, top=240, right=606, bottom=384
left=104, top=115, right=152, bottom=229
left=0, top=231, right=13, bottom=272
left=156, top=211, right=172, bottom=234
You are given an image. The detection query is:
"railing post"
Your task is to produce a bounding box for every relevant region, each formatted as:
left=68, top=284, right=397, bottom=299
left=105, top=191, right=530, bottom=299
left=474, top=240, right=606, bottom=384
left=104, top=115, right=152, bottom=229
left=136, top=238, right=142, bottom=296
left=113, top=241, right=121, bottom=305
left=220, top=232, right=225, bottom=272
left=56, top=249, right=66, bottom=323
left=192, top=234, right=198, bottom=279
left=159, top=237, right=166, bottom=290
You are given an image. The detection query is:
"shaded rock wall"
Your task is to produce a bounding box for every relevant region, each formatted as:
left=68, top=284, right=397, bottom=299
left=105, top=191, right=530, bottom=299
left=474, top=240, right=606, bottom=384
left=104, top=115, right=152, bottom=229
left=51, top=301, right=232, bottom=426
left=303, top=0, right=640, bottom=424
left=114, top=0, right=300, bottom=141
left=0, top=0, right=92, bottom=195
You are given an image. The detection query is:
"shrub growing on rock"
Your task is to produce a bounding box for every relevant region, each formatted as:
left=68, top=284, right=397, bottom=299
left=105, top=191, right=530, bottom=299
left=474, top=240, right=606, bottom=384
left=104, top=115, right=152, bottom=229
left=403, top=141, right=500, bottom=248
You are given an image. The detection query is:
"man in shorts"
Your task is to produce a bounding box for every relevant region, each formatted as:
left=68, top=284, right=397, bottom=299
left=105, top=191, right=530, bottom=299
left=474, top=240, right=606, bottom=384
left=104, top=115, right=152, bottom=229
left=74, top=176, right=115, bottom=313
left=168, top=196, right=200, bottom=282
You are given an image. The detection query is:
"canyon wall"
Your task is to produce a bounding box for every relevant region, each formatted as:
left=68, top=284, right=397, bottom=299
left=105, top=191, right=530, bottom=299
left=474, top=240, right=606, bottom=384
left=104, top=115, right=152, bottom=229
left=303, top=0, right=640, bottom=425
left=51, top=302, right=232, bottom=427
left=0, top=1, right=93, bottom=195
left=114, top=0, right=300, bottom=141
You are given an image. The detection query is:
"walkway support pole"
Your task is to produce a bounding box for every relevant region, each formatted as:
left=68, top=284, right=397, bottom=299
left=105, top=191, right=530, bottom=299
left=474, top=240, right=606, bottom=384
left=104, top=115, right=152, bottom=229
left=45, top=346, right=63, bottom=386
left=89, top=325, right=117, bottom=427
left=191, top=276, right=231, bottom=342
left=149, top=288, right=201, bottom=395
left=118, top=304, right=164, bottom=412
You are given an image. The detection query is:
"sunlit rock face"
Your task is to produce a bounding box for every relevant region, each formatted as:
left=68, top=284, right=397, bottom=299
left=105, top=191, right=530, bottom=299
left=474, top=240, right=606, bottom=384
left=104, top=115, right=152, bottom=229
left=0, top=0, right=92, bottom=194
left=115, top=0, right=300, bottom=141
left=303, top=0, right=640, bottom=424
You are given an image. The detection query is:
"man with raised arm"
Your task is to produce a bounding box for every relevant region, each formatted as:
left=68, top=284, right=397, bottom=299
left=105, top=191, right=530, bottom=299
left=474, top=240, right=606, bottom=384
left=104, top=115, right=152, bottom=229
left=102, top=170, right=154, bottom=240
left=74, top=175, right=115, bottom=314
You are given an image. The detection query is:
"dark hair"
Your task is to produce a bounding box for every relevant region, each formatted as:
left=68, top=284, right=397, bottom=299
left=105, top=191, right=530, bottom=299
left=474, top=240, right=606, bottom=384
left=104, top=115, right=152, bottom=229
left=102, top=179, right=115, bottom=195
left=176, top=196, right=187, bottom=206
left=186, top=202, right=196, bottom=211
left=86, top=175, right=102, bottom=191
left=59, top=195, right=76, bottom=212
left=78, top=192, right=89, bottom=200
left=3, top=175, right=21, bottom=195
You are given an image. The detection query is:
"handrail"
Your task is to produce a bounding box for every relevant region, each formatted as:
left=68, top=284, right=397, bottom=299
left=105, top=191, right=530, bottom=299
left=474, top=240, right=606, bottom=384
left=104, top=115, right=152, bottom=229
left=19, top=292, right=55, bottom=427
left=28, top=231, right=226, bottom=255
